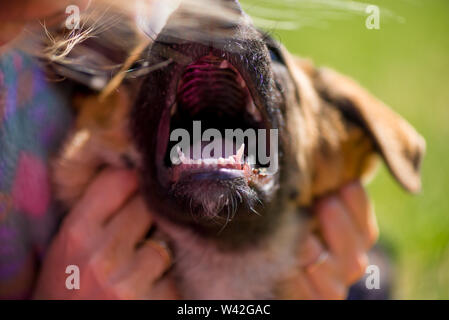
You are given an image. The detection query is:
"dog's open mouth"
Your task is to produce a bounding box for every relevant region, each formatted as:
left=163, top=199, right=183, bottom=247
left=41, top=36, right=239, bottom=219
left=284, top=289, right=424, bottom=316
left=130, top=3, right=285, bottom=223
left=155, top=54, right=275, bottom=189
left=129, top=12, right=286, bottom=220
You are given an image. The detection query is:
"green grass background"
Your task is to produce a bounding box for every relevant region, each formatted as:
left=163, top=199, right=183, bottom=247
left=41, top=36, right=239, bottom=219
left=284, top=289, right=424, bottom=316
left=241, top=0, right=449, bottom=299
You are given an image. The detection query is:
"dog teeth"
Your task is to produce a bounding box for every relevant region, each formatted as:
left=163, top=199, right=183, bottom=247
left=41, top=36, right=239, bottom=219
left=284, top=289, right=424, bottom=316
left=172, top=146, right=185, bottom=165
left=174, top=144, right=247, bottom=170
left=176, top=157, right=241, bottom=167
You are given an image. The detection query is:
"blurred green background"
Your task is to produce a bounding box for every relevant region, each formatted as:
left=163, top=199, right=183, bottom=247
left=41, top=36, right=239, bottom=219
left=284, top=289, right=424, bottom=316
left=242, top=0, right=449, bottom=299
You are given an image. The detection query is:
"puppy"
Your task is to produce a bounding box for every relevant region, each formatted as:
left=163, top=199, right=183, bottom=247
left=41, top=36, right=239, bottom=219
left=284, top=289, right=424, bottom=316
left=53, top=0, right=425, bottom=299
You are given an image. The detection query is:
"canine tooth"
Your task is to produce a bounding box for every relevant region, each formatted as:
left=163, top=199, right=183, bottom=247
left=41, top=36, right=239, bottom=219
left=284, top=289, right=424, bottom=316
left=228, top=157, right=235, bottom=164
left=174, top=147, right=185, bottom=164
left=236, top=144, right=245, bottom=163
left=176, top=146, right=184, bottom=157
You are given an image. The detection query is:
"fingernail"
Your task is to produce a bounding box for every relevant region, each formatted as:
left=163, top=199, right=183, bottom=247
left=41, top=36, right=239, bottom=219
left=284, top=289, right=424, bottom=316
left=148, top=240, right=172, bottom=266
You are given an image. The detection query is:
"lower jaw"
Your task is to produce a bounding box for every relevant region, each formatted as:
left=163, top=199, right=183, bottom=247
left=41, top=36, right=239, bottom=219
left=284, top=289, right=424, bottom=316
left=140, top=165, right=284, bottom=248
left=169, top=172, right=255, bottom=219
left=152, top=190, right=285, bottom=250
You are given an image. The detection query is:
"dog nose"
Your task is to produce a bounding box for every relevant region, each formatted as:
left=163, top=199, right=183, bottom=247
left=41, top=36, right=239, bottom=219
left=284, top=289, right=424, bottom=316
left=138, top=0, right=246, bottom=40
left=150, top=0, right=260, bottom=55
left=198, top=0, right=246, bottom=31
left=222, top=0, right=244, bottom=13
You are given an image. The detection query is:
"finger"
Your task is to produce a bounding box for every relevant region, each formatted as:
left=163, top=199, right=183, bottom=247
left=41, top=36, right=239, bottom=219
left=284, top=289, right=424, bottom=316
left=298, top=234, right=325, bottom=267
left=315, top=196, right=361, bottom=257
left=69, top=169, right=138, bottom=228
left=278, top=269, right=320, bottom=300
left=105, top=196, right=154, bottom=252
left=131, top=240, right=172, bottom=285
left=305, top=257, right=348, bottom=300
left=145, top=276, right=180, bottom=300
left=282, top=234, right=327, bottom=299
left=110, top=240, right=172, bottom=299
left=315, top=196, right=368, bottom=284
left=339, top=181, right=379, bottom=249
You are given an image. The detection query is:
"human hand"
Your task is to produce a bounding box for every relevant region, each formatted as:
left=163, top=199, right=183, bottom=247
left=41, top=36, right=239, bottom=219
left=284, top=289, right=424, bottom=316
left=33, top=168, right=178, bottom=299
left=283, top=181, right=379, bottom=299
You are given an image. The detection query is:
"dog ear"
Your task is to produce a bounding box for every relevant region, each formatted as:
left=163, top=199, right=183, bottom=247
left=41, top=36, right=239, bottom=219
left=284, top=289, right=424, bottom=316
left=310, top=67, right=426, bottom=193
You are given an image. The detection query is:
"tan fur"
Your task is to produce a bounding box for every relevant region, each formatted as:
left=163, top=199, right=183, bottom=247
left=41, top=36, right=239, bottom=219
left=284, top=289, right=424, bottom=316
left=311, top=66, right=425, bottom=194
left=281, top=50, right=425, bottom=206
left=155, top=207, right=303, bottom=299
left=52, top=88, right=139, bottom=207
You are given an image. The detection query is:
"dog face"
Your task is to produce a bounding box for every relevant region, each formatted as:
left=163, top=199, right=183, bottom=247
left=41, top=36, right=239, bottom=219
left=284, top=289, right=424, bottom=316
left=51, top=0, right=425, bottom=245
left=131, top=0, right=290, bottom=236
left=129, top=0, right=425, bottom=240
